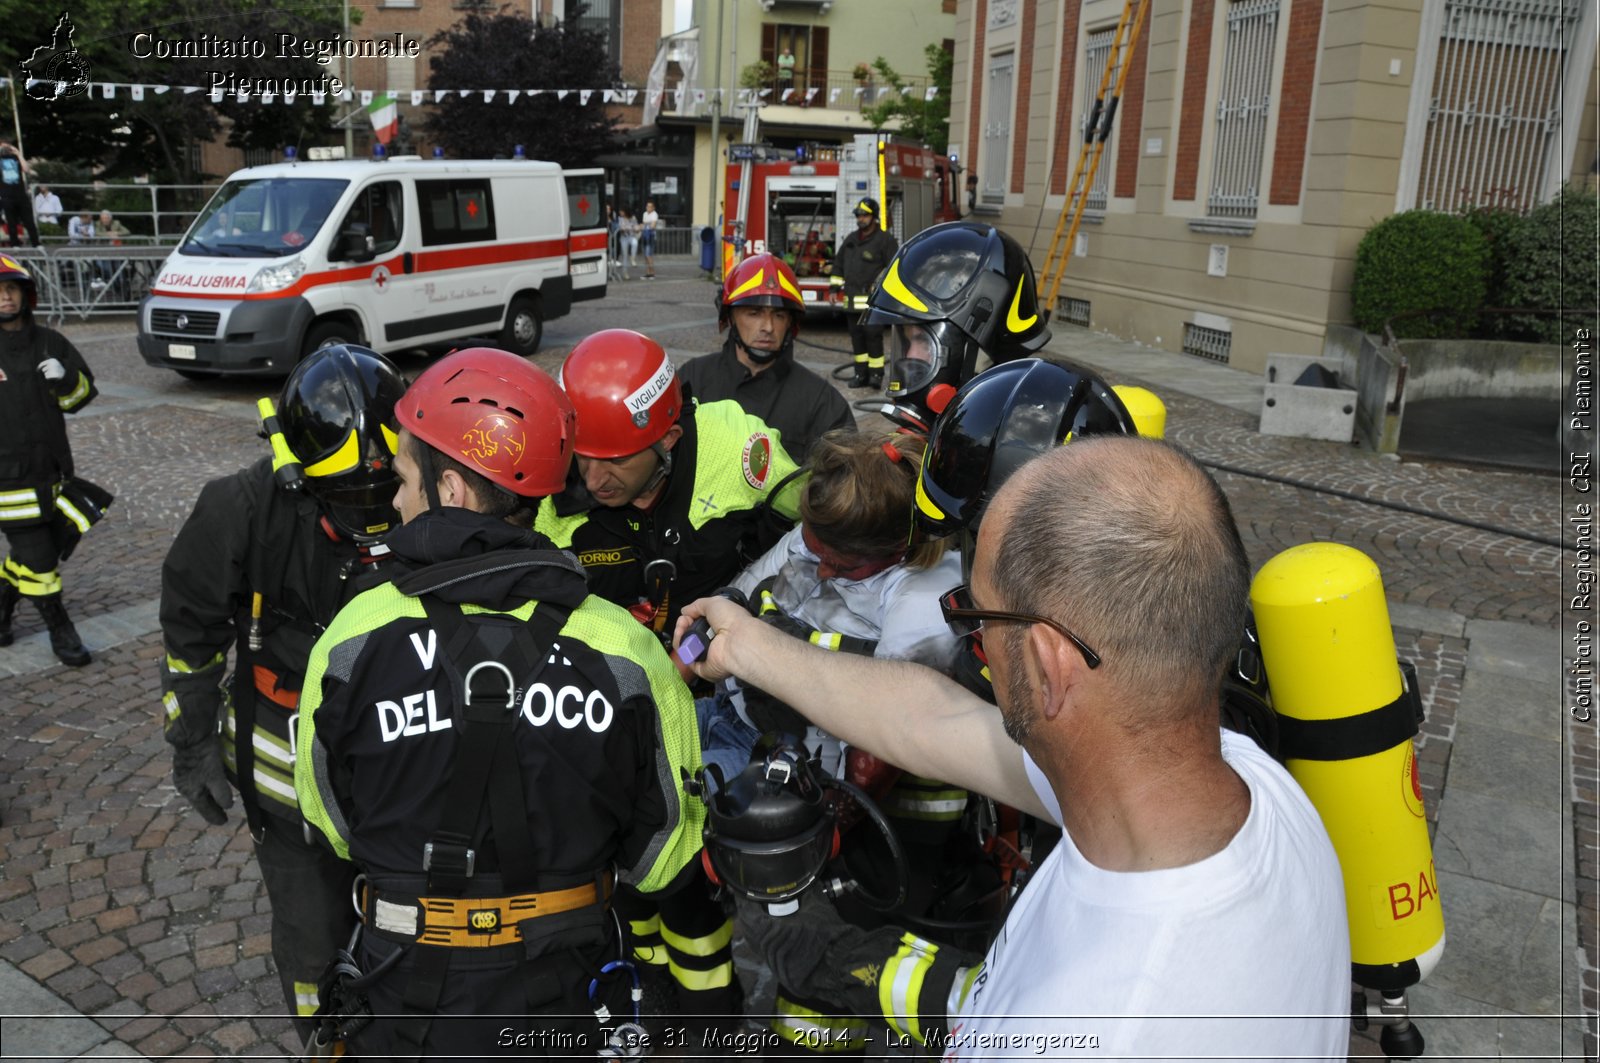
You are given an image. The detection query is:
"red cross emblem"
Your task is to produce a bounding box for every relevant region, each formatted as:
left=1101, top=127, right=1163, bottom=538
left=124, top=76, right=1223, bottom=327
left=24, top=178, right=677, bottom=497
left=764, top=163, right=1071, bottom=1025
left=577, top=195, right=591, bottom=214
left=465, top=198, right=480, bottom=218
left=372, top=265, right=391, bottom=291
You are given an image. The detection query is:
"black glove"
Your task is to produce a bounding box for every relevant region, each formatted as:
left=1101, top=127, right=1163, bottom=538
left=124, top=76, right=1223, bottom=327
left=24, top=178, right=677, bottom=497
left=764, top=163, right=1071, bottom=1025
left=172, top=739, right=233, bottom=825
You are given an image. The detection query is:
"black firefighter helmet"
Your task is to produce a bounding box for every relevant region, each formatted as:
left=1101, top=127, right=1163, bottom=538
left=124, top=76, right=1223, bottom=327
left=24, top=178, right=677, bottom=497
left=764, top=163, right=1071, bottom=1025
left=913, top=357, right=1137, bottom=552
left=866, top=221, right=1051, bottom=424
left=275, top=344, right=407, bottom=543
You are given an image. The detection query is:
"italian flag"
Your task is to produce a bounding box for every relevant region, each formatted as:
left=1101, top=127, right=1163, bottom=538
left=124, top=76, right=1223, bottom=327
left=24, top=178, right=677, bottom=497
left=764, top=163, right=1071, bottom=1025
left=365, top=93, right=399, bottom=145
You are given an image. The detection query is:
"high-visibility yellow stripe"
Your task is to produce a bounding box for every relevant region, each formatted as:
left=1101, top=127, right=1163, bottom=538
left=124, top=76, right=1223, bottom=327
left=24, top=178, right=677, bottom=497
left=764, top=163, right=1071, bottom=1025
left=660, top=918, right=733, bottom=957
left=58, top=372, right=91, bottom=409
left=293, top=981, right=320, bottom=1017
left=666, top=957, right=732, bottom=990
left=54, top=494, right=90, bottom=533
left=879, top=933, right=936, bottom=1043
left=304, top=430, right=360, bottom=478
left=0, top=488, right=38, bottom=504
left=773, top=997, right=869, bottom=1051
left=166, top=652, right=225, bottom=674
left=809, top=631, right=842, bottom=651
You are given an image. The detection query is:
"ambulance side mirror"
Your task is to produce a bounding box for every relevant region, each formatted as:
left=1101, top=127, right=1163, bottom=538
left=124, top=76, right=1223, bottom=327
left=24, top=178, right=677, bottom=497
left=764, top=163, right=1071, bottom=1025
left=338, top=223, right=374, bottom=263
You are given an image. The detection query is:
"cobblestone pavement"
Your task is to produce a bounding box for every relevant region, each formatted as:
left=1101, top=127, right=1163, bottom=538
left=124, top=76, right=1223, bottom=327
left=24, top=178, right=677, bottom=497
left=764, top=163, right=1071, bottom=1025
left=0, top=261, right=1583, bottom=1058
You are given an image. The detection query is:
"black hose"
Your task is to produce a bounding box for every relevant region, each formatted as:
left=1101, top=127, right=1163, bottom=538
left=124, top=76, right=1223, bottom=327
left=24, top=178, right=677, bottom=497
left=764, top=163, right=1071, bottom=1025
left=1200, top=457, right=1571, bottom=553
left=825, top=777, right=909, bottom=912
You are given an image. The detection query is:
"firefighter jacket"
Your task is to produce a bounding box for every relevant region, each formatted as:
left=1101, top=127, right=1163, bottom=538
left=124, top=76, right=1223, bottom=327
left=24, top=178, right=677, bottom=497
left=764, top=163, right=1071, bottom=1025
left=160, top=457, right=391, bottom=821
left=535, top=398, right=802, bottom=640
left=0, top=324, right=96, bottom=527
left=678, top=340, right=855, bottom=464
left=832, top=224, right=899, bottom=302
left=295, top=506, right=705, bottom=896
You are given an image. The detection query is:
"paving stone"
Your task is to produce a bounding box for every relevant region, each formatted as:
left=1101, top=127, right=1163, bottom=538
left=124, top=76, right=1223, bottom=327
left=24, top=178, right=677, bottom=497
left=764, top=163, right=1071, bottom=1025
left=1449, top=721, right=1566, bottom=813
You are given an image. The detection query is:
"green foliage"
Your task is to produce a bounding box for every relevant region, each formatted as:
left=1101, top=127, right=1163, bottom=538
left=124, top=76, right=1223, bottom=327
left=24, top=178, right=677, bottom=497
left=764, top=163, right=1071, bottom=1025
left=1499, top=185, right=1600, bottom=343
left=1462, top=206, right=1522, bottom=335
left=423, top=8, right=619, bottom=167
left=740, top=62, right=775, bottom=90
left=860, top=44, right=953, bottom=153
left=1351, top=210, right=1489, bottom=339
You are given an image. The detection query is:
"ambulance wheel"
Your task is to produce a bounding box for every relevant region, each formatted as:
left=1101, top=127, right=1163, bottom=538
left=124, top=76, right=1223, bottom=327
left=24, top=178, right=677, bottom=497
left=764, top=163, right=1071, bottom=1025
left=301, top=320, right=358, bottom=360
left=500, top=296, right=542, bottom=356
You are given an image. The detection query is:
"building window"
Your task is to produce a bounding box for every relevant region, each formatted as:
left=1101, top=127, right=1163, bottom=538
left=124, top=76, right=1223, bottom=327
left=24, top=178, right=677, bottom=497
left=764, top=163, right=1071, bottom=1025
left=981, top=51, right=1015, bottom=206
left=1081, top=28, right=1117, bottom=211
left=386, top=55, right=416, bottom=95
left=761, top=23, right=829, bottom=101
left=1206, top=0, right=1280, bottom=219
left=1415, top=0, right=1583, bottom=213
left=572, top=0, right=621, bottom=66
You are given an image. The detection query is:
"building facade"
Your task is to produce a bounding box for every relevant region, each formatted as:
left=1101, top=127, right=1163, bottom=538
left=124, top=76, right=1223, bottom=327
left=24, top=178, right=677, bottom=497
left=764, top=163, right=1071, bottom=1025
left=951, top=0, right=1597, bottom=371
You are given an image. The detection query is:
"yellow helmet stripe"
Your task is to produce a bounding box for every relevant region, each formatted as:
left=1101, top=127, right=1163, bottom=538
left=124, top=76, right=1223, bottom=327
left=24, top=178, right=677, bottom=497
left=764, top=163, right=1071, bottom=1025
left=727, top=267, right=767, bottom=301
left=304, top=429, right=360, bottom=477
left=1005, top=276, right=1037, bottom=333
left=881, top=260, right=929, bottom=313
left=777, top=270, right=803, bottom=302
left=913, top=475, right=945, bottom=521
left=381, top=424, right=399, bottom=454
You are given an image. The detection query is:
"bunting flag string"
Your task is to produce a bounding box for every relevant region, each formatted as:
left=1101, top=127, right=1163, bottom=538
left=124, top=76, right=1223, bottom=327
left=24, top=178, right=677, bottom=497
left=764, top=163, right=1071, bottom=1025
left=0, top=77, right=934, bottom=108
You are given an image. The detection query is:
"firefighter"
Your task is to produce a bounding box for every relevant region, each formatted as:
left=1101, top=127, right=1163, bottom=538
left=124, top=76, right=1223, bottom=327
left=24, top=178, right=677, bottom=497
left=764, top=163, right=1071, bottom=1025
left=679, top=251, right=854, bottom=463
left=536, top=328, right=802, bottom=1043
left=864, top=220, right=1051, bottom=430
left=830, top=198, right=898, bottom=390
left=0, top=254, right=109, bottom=667
left=294, top=347, right=704, bottom=1057
left=159, top=344, right=407, bottom=1041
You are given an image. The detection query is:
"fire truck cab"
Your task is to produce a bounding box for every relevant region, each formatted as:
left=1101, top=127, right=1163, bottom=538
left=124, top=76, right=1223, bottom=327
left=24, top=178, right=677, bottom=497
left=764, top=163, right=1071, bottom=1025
left=726, top=132, right=960, bottom=311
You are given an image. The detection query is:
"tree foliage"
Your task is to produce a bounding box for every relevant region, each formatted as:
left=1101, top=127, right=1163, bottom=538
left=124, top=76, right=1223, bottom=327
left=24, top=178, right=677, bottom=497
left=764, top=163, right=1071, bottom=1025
left=0, top=0, right=341, bottom=180
left=422, top=9, right=619, bottom=166
left=861, top=44, right=953, bottom=153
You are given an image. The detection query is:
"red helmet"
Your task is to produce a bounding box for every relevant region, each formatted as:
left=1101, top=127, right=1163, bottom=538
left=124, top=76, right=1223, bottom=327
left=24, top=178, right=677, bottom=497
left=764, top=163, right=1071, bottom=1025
left=396, top=347, right=575, bottom=498
left=0, top=255, right=37, bottom=310
left=719, top=252, right=805, bottom=334
left=559, top=330, right=683, bottom=459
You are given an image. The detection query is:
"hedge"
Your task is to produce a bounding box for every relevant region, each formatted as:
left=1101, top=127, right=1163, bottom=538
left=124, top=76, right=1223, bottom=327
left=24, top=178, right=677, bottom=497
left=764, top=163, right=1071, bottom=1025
left=1351, top=210, right=1489, bottom=339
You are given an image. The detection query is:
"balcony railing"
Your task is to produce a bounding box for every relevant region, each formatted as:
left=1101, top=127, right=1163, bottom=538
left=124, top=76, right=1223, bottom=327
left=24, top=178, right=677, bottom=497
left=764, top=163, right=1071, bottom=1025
left=657, top=67, right=934, bottom=118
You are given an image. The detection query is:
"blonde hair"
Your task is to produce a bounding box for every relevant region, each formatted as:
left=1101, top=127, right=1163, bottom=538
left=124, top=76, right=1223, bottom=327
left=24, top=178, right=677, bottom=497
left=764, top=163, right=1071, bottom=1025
left=799, top=427, right=948, bottom=570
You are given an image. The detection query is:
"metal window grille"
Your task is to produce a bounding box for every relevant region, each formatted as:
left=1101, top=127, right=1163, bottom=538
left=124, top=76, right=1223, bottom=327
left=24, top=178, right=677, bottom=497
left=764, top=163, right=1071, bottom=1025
left=1416, top=0, right=1582, bottom=213
left=1058, top=297, right=1092, bottom=325
left=1183, top=322, right=1233, bottom=362
left=1082, top=29, right=1116, bottom=210
left=1206, top=0, right=1280, bottom=218
left=982, top=53, right=1015, bottom=204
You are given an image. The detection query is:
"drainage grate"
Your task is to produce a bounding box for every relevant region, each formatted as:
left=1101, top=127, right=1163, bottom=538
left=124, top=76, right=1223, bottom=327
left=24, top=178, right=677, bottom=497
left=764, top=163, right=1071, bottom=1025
left=1057, top=297, right=1091, bottom=326
left=1182, top=323, right=1232, bottom=363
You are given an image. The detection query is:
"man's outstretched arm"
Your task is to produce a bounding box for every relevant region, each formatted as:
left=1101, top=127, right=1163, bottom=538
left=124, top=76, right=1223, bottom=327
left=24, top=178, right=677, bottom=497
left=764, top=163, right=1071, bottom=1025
left=676, top=596, right=1047, bottom=819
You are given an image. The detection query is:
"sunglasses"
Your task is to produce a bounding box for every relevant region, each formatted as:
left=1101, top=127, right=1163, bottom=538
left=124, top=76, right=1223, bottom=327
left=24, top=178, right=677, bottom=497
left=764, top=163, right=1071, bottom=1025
left=939, top=584, right=1103, bottom=670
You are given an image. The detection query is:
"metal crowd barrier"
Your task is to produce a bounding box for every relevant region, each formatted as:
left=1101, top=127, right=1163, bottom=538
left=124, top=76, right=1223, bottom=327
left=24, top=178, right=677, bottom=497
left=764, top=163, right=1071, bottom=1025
left=3, top=245, right=174, bottom=325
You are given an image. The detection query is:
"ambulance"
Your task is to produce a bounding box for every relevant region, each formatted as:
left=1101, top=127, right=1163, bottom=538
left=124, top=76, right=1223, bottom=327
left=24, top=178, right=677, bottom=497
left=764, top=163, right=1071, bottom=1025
left=137, top=157, right=608, bottom=377
left=725, top=132, right=961, bottom=311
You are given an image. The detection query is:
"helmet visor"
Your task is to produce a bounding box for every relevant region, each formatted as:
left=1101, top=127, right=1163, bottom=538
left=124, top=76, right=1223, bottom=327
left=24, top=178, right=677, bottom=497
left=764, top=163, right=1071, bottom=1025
left=309, top=476, right=399, bottom=542
left=883, top=318, right=965, bottom=400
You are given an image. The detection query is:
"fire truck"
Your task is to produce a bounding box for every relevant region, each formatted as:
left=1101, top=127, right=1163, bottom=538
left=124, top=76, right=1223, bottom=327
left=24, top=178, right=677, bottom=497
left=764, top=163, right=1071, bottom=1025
left=724, top=132, right=961, bottom=311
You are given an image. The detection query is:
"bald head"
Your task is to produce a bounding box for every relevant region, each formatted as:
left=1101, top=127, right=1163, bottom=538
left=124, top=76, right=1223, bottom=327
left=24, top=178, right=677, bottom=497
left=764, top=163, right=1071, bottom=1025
left=986, top=437, right=1250, bottom=708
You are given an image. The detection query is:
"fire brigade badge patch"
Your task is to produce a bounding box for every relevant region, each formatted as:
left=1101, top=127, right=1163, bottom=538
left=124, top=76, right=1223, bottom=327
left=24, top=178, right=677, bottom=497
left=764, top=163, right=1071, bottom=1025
left=741, top=432, right=772, bottom=490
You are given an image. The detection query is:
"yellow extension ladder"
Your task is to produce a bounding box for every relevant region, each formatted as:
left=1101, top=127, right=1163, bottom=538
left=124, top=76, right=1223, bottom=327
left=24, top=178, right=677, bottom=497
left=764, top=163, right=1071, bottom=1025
left=1038, top=0, right=1152, bottom=315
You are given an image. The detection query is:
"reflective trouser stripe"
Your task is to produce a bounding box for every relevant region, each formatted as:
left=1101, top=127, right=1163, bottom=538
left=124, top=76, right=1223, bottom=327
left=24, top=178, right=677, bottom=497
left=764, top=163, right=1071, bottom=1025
left=0, top=496, right=43, bottom=521
left=772, top=997, right=870, bottom=1052
left=58, top=372, right=91, bottom=409
left=662, top=918, right=735, bottom=990
left=853, top=353, right=869, bottom=365
left=628, top=913, right=669, bottom=966
left=809, top=631, right=842, bottom=651
left=866, top=355, right=885, bottom=370
left=3, top=556, right=59, bottom=596
left=880, top=932, right=938, bottom=1044
left=293, top=980, right=320, bottom=1017
left=850, top=295, right=870, bottom=310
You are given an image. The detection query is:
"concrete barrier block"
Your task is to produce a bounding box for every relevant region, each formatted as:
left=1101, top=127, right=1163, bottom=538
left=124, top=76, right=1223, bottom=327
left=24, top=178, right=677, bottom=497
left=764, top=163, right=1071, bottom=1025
left=1259, top=354, right=1358, bottom=442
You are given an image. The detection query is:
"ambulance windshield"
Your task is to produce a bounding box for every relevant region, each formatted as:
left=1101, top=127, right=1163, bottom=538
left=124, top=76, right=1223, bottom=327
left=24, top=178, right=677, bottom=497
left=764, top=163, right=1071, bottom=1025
left=183, top=177, right=349, bottom=258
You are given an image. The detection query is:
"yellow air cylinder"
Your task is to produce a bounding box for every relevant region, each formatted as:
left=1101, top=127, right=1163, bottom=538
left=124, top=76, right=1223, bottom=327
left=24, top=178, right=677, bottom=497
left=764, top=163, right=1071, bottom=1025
left=1250, top=542, right=1445, bottom=991
left=1111, top=385, right=1167, bottom=439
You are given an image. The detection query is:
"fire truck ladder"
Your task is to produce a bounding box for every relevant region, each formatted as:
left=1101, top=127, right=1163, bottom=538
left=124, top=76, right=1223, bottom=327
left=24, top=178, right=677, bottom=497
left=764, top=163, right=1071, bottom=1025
left=1037, top=0, right=1151, bottom=317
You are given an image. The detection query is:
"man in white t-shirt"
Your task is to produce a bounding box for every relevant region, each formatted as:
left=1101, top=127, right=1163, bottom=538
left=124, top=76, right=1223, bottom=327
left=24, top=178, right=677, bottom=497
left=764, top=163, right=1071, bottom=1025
left=678, top=436, right=1350, bottom=1061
